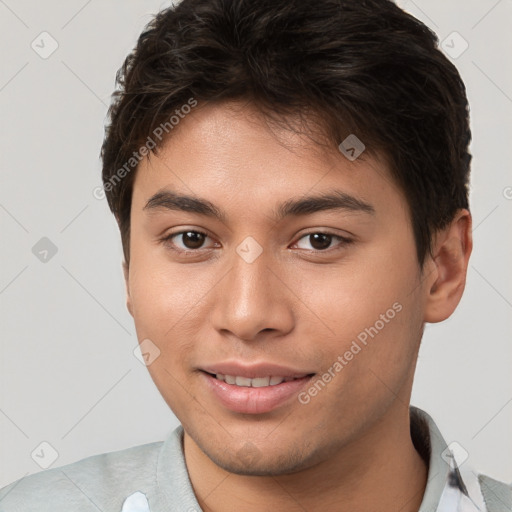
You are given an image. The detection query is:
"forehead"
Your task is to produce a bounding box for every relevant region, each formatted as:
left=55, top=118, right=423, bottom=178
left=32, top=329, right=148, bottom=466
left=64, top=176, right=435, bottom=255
left=131, top=101, right=407, bottom=223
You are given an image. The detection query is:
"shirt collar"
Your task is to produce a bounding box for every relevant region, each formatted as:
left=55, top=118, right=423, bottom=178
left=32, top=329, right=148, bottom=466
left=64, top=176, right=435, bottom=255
left=150, top=407, right=485, bottom=511
left=411, top=405, right=452, bottom=511
left=411, top=406, right=487, bottom=512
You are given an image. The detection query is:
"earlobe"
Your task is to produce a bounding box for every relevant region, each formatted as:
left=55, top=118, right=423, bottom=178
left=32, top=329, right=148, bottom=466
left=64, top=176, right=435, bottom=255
left=424, top=209, right=473, bottom=323
left=123, top=260, right=134, bottom=317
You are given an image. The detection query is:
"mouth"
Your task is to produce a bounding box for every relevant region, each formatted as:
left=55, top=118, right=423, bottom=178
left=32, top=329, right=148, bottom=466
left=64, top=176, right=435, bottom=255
left=199, top=369, right=315, bottom=414
left=203, top=372, right=311, bottom=388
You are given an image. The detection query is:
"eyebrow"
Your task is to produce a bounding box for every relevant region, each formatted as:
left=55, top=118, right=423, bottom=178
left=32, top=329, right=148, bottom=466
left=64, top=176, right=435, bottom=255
left=143, top=189, right=375, bottom=221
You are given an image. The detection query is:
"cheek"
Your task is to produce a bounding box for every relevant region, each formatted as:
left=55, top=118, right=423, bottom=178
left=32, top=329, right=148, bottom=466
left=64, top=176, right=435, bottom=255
left=300, top=250, right=415, bottom=341
left=127, top=255, right=206, bottom=409
left=295, top=270, right=422, bottom=437
left=128, top=244, right=211, bottom=336
left=298, top=238, right=422, bottom=387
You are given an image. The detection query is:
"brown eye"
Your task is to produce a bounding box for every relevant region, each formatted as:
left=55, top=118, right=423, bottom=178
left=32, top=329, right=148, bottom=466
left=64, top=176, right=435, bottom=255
left=294, top=232, right=353, bottom=252
left=161, top=230, right=215, bottom=252
left=308, top=233, right=332, bottom=250
left=180, top=231, right=206, bottom=249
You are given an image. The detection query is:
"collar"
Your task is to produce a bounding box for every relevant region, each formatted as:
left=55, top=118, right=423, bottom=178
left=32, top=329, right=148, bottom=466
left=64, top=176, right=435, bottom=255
left=411, top=406, right=487, bottom=512
left=139, top=406, right=487, bottom=511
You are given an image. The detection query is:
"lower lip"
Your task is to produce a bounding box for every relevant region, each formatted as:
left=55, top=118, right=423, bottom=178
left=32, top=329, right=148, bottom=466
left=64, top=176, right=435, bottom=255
left=201, top=372, right=313, bottom=414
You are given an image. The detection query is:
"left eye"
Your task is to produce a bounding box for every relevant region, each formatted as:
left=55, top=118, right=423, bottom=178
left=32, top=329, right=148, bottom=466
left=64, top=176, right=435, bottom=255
left=163, top=230, right=216, bottom=251
left=294, top=232, right=352, bottom=251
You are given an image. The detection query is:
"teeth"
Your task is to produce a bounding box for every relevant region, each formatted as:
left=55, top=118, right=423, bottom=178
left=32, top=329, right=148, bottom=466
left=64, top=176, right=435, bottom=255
left=224, top=374, right=236, bottom=384
left=235, top=376, right=252, bottom=387
left=251, top=377, right=270, bottom=387
left=213, top=374, right=305, bottom=387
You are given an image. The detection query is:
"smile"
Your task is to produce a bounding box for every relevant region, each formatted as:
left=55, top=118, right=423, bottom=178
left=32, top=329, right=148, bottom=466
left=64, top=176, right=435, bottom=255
left=200, top=370, right=315, bottom=414
left=212, top=373, right=309, bottom=387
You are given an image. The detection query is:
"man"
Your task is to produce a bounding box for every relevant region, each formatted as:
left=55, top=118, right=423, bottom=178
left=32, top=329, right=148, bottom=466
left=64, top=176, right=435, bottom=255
left=1, top=0, right=510, bottom=511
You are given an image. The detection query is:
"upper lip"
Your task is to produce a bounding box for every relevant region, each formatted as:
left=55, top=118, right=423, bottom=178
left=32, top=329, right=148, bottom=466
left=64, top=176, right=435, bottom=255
left=200, top=361, right=314, bottom=379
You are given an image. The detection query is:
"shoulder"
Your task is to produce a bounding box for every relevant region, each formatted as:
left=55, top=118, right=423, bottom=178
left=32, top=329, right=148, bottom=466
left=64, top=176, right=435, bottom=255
left=0, top=440, right=163, bottom=511
left=477, top=473, right=512, bottom=512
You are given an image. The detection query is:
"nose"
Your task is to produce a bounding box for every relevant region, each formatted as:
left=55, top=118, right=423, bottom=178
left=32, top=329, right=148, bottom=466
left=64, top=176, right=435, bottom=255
left=210, top=246, right=295, bottom=342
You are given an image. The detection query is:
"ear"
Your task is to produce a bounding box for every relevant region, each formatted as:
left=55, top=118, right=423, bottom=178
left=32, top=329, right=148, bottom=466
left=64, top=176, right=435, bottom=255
left=123, top=260, right=134, bottom=317
left=423, top=209, right=473, bottom=323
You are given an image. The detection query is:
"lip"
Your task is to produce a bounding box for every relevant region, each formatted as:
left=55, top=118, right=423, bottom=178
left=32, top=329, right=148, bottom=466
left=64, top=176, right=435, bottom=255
left=200, top=370, right=314, bottom=415
left=200, top=361, right=312, bottom=379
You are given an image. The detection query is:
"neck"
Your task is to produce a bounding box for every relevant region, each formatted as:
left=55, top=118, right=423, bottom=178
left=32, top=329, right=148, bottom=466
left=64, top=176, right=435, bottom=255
left=184, top=402, right=428, bottom=512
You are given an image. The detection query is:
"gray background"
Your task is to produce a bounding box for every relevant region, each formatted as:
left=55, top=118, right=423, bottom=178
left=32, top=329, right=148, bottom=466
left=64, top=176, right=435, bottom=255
left=1, top=0, right=511, bottom=488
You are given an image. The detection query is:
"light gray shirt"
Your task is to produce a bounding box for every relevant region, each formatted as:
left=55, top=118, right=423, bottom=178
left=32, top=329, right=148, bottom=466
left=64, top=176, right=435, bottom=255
left=0, top=406, right=509, bottom=511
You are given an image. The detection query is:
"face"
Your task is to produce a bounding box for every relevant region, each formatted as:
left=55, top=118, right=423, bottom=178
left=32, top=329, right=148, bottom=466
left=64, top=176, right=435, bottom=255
left=125, top=101, right=428, bottom=476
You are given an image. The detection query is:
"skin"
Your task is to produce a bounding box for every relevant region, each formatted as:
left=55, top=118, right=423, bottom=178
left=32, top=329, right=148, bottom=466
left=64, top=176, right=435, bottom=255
left=124, top=100, right=472, bottom=511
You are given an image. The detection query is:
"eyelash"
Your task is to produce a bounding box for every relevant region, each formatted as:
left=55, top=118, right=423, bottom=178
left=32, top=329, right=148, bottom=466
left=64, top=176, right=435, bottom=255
left=159, top=230, right=354, bottom=256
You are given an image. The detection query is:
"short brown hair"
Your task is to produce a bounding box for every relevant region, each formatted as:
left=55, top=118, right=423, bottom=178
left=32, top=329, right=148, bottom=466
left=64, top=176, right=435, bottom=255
left=101, top=0, right=471, bottom=267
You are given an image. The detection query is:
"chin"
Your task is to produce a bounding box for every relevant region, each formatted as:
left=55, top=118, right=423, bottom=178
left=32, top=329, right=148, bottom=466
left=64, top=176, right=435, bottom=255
left=202, top=440, right=318, bottom=477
